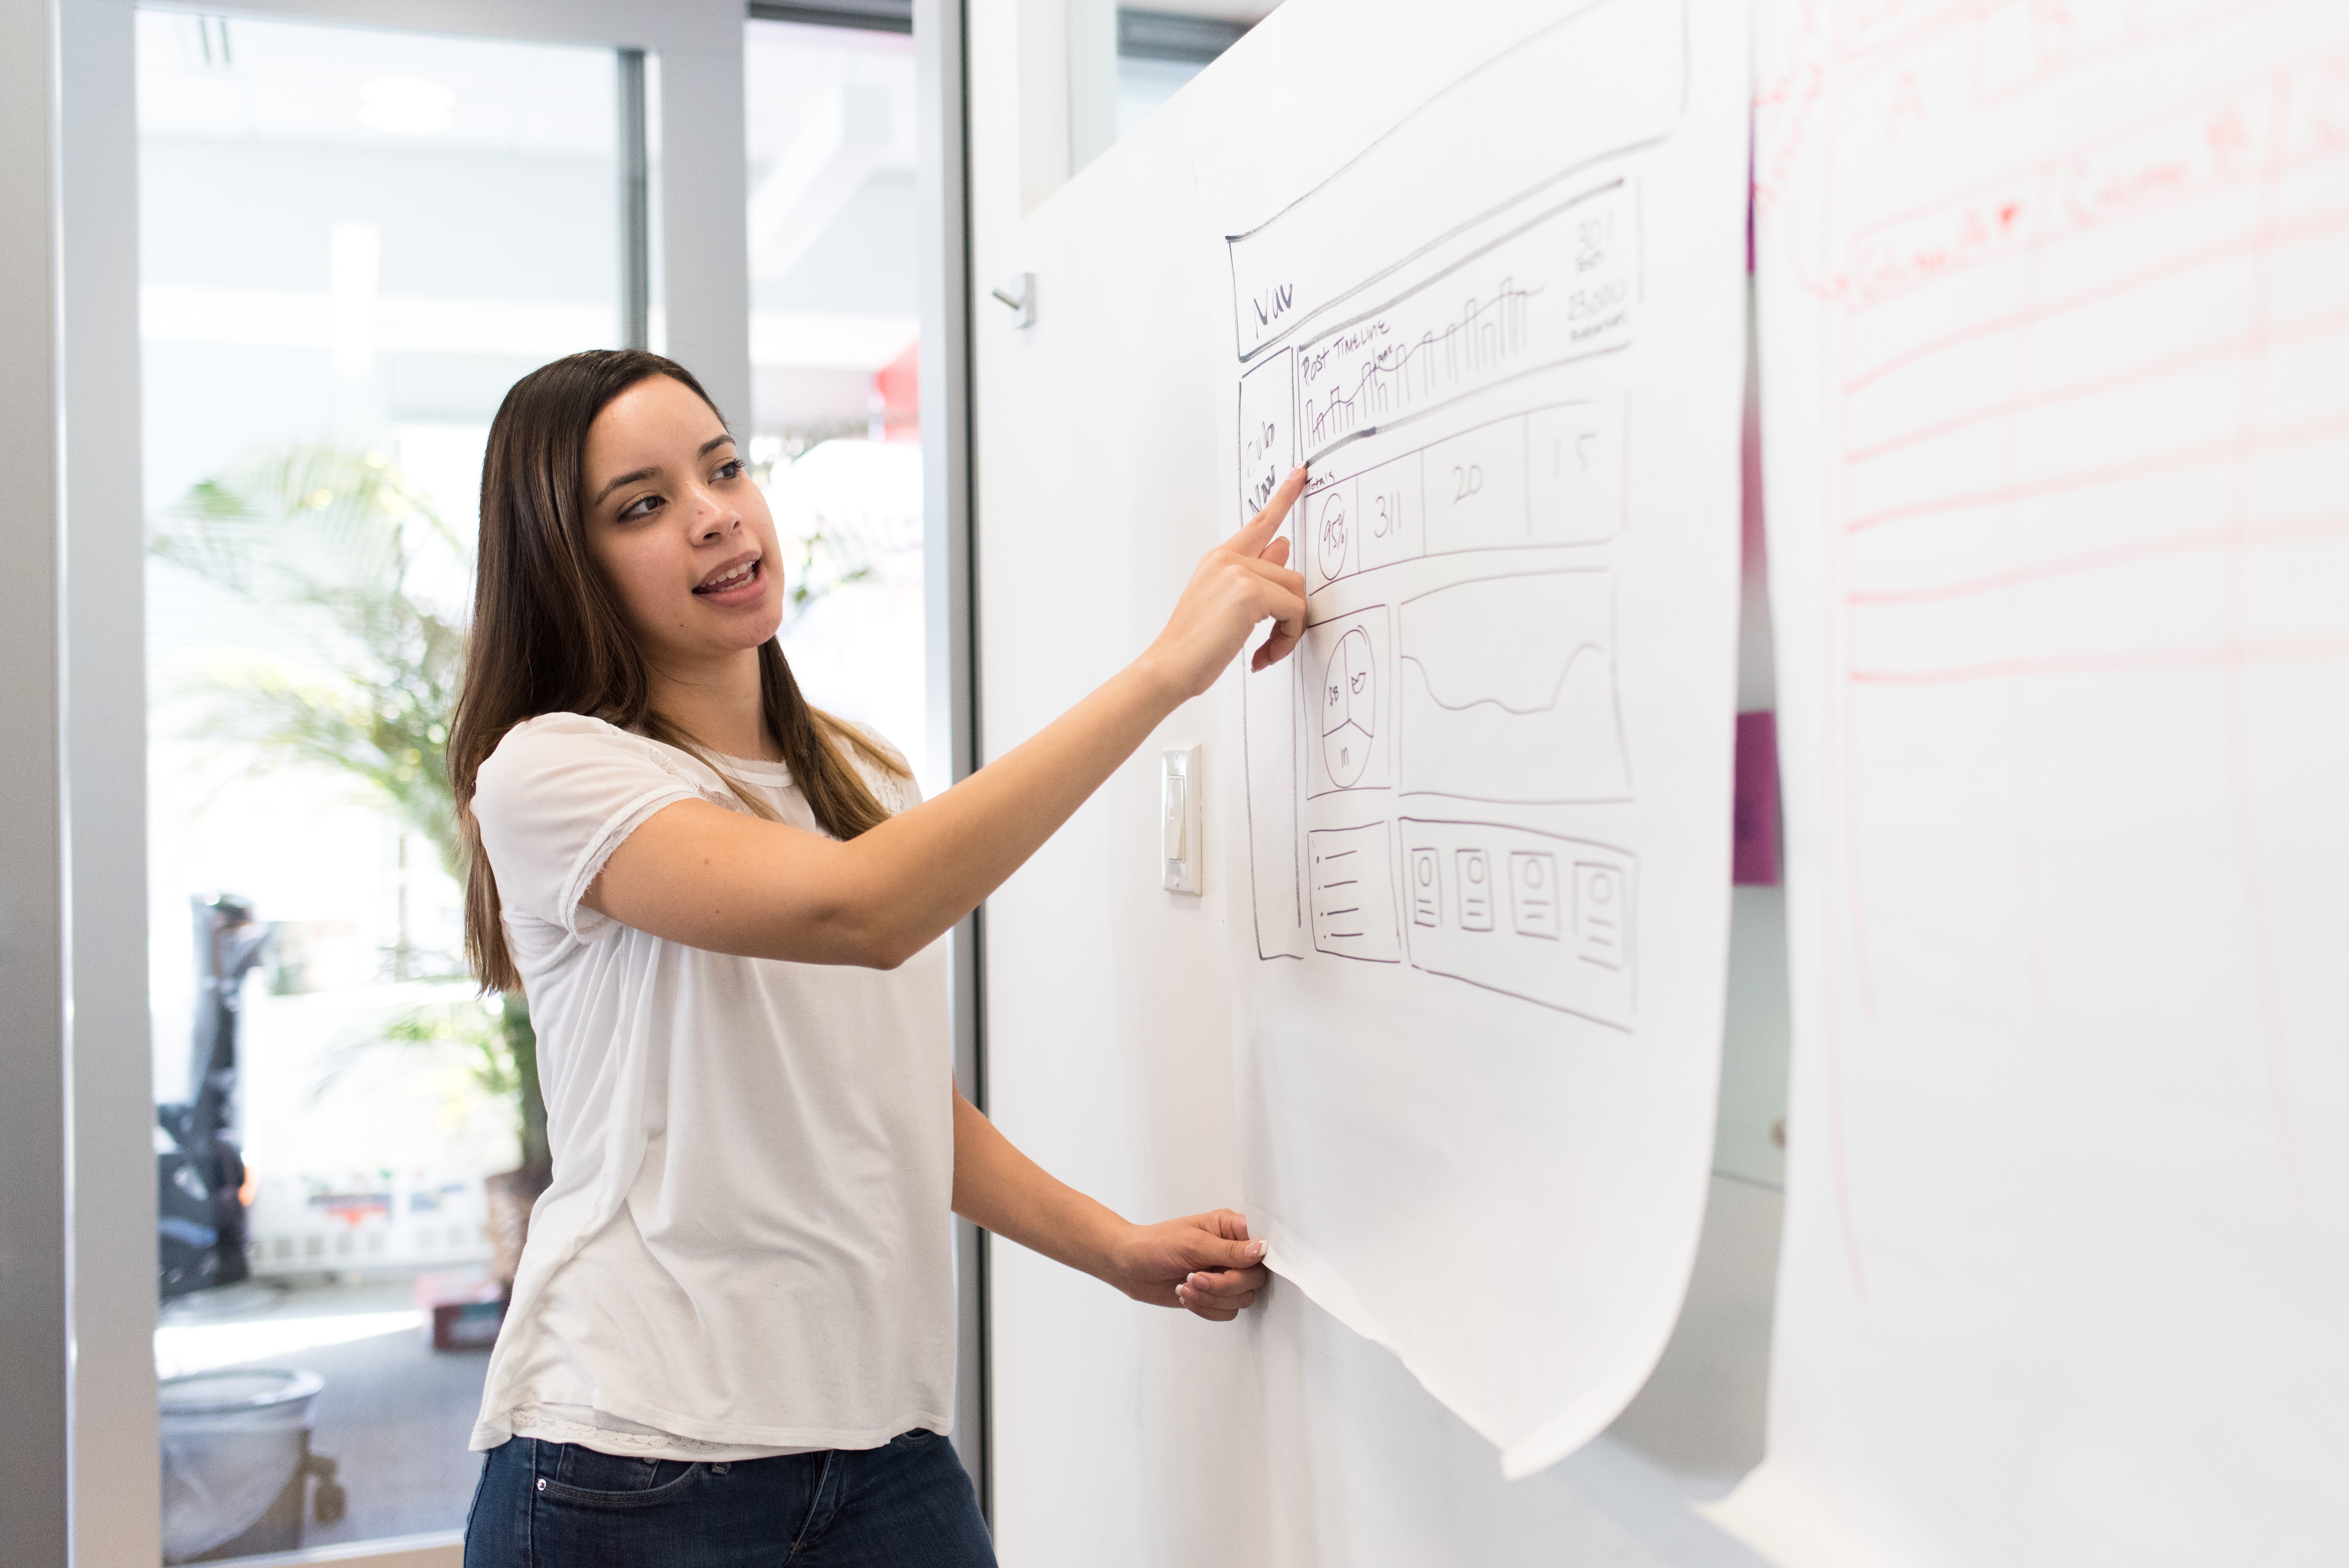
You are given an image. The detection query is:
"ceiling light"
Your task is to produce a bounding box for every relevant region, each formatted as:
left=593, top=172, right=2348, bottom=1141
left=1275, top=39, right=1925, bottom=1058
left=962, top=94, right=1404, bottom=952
left=358, top=77, right=455, bottom=135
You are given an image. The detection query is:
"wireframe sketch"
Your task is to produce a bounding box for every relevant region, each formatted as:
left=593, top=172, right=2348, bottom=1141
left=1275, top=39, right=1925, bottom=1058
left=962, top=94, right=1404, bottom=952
left=1304, top=606, right=1391, bottom=796
left=1401, top=819, right=1635, bottom=1026
left=1222, top=0, right=1684, bottom=360
left=1303, top=397, right=1625, bottom=595
left=1308, top=821, right=1402, bottom=963
left=1290, top=180, right=1638, bottom=462
left=1238, top=346, right=1297, bottom=517
left=1398, top=572, right=1631, bottom=802
left=1305, top=479, right=1356, bottom=589
left=1243, top=626, right=1308, bottom=961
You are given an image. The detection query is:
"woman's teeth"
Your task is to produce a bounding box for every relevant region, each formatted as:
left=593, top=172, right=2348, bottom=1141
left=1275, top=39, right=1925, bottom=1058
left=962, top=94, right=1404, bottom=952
left=696, top=560, right=759, bottom=594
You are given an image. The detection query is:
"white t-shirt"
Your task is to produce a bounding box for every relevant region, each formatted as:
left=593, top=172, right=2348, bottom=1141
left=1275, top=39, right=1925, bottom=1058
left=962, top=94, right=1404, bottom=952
left=465, top=712, right=954, bottom=1460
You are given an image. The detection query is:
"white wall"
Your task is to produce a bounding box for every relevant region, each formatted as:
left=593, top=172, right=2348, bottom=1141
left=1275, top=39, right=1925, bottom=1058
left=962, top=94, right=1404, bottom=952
left=967, top=4, right=1788, bottom=1561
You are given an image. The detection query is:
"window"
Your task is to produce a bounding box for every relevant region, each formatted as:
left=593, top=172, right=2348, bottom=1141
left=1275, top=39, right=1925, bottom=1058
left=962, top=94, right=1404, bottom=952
left=745, top=16, right=931, bottom=787
left=138, top=11, right=629, bottom=1555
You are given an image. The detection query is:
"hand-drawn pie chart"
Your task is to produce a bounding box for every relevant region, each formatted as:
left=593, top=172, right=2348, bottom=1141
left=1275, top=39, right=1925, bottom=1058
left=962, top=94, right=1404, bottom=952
left=1320, top=625, right=1376, bottom=787
left=1315, top=489, right=1351, bottom=583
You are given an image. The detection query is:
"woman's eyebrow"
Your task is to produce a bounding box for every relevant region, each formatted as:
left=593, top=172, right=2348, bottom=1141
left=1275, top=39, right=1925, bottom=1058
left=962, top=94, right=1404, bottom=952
left=592, top=465, right=659, bottom=508
left=591, top=437, right=730, bottom=509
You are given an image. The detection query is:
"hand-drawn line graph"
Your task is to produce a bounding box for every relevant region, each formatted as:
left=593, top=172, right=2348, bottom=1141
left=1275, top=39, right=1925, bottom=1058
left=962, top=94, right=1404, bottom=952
left=1304, top=606, right=1390, bottom=796
left=1400, top=818, right=1636, bottom=1025
left=1302, top=397, right=1626, bottom=595
left=1309, top=821, right=1402, bottom=963
left=1290, top=180, right=1639, bottom=464
left=1398, top=572, right=1631, bottom=803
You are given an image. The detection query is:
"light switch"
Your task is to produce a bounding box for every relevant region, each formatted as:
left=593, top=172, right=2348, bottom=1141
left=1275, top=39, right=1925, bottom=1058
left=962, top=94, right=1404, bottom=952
left=1162, top=745, right=1201, bottom=894
left=1163, top=776, right=1187, bottom=859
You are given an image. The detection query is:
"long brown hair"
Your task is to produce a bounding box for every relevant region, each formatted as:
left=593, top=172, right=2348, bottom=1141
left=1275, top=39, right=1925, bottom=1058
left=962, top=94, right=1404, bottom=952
left=451, top=348, right=903, bottom=992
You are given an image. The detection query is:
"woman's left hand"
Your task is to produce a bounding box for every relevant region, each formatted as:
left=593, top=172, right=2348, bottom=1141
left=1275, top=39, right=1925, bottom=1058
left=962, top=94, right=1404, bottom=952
left=1105, top=1209, right=1270, bottom=1322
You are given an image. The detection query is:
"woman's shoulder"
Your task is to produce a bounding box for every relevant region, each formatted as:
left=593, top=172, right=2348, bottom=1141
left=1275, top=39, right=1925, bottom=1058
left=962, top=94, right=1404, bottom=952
left=478, top=712, right=722, bottom=800
left=480, top=712, right=633, bottom=777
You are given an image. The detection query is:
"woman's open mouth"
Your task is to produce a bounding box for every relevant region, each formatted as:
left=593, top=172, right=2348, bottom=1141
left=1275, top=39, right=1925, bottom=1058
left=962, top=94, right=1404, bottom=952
left=693, top=557, right=763, bottom=598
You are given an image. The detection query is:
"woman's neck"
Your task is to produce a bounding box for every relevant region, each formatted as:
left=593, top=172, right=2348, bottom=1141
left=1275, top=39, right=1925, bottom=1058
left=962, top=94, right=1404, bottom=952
left=647, top=645, right=777, bottom=762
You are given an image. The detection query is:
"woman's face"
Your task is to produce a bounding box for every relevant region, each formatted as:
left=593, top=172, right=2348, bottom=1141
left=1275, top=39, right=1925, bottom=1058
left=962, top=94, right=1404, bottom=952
left=582, top=374, right=783, bottom=670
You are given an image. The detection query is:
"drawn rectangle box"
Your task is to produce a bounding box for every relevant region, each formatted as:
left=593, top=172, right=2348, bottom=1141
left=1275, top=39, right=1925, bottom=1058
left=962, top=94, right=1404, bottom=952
left=1399, top=818, right=1635, bottom=1028
left=1304, top=476, right=1359, bottom=590
left=1238, top=345, right=1297, bottom=516
left=1424, top=416, right=1529, bottom=553
left=1509, top=851, right=1561, bottom=939
left=1357, top=451, right=1424, bottom=574
left=1291, top=180, right=1639, bottom=457
left=1309, top=821, right=1401, bottom=963
left=1305, top=603, right=1391, bottom=796
left=1526, top=397, right=1624, bottom=543
left=1243, top=622, right=1309, bottom=961
left=1221, top=0, right=1683, bottom=359
left=1397, top=570, right=1631, bottom=805
left=1306, top=399, right=1622, bottom=600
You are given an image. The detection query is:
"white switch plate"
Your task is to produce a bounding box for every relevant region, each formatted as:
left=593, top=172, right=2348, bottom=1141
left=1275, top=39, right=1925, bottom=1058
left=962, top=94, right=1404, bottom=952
left=1162, top=745, right=1201, bottom=894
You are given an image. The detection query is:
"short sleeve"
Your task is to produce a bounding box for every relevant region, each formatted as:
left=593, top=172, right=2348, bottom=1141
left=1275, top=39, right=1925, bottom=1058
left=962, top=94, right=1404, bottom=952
left=472, top=714, right=702, bottom=942
left=846, top=722, right=921, bottom=814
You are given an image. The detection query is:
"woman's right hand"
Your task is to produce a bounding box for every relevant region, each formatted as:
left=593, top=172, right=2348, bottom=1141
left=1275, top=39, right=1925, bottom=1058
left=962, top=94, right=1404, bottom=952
left=593, top=464, right=1314, bottom=971
left=1140, top=465, right=1311, bottom=700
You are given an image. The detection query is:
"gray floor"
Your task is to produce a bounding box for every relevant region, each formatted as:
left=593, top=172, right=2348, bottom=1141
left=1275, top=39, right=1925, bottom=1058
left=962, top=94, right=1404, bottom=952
left=262, top=1326, right=488, bottom=1547
left=167, top=1278, right=490, bottom=1552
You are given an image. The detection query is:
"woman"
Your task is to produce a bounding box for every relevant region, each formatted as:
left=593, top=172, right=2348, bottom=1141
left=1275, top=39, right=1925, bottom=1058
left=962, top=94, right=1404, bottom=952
left=451, top=349, right=1307, bottom=1565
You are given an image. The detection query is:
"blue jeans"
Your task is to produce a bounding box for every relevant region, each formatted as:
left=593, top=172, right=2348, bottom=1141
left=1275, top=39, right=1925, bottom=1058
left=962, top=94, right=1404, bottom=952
left=463, top=1431, right=996, bottom=1568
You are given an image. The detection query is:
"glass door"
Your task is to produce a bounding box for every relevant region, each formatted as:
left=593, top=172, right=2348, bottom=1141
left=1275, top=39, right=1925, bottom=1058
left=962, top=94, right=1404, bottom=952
left=136, top=10, right=627, bottom=1557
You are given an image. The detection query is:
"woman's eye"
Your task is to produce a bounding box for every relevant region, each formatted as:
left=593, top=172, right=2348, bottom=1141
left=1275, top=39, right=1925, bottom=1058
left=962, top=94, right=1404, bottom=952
left=620, top=493, right=662, bottom=521
left=714, top=459, right=744, bottom=481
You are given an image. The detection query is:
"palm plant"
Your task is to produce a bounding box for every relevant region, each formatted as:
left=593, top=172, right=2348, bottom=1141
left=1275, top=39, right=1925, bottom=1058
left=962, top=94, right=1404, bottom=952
left=153, top=445, right=549, bottom=1183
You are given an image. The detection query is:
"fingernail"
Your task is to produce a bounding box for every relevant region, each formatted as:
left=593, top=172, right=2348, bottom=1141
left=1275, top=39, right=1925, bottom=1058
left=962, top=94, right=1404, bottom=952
left=1247, top=1241, right=1266, bottom=1259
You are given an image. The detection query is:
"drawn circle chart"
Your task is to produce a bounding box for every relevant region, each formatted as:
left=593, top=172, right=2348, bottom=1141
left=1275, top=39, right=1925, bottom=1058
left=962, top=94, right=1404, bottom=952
left=1320, top=625, right=1376, bottom=787
left=1315, top=490, right=1351, bottom=582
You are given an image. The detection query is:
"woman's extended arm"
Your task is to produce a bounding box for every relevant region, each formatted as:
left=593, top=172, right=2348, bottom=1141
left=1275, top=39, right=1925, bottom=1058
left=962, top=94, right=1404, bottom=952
left=949, top=1088, right=1267, bottom=1321
left=587, top=470, right=1308, bottom=967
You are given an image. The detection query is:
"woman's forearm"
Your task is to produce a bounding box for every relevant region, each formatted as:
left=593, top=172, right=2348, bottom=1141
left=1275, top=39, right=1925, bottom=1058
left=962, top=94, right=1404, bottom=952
left=847, top=658, right=1185, bottom=963
left=950, top=1089, right=1128, bottom=1286
left=592, top=474, right=1306, bottom=967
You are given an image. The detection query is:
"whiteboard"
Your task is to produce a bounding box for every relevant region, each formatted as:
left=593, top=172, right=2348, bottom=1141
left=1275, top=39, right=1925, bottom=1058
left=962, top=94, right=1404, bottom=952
left=1726, top=0, right=2349, bottom=1560
left=1205, top=0, right=1752, bottom=1478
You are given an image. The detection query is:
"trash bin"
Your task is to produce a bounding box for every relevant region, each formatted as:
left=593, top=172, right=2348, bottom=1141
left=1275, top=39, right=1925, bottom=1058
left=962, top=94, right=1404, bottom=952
left=159, top=1368, right=324, bottom=1563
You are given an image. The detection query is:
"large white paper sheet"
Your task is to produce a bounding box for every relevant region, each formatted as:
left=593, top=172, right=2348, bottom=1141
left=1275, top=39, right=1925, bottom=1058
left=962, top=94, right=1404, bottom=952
left=1205, top=0, right=1751, bottom=1478
left=1737, top=0, right=2349, bottom=1560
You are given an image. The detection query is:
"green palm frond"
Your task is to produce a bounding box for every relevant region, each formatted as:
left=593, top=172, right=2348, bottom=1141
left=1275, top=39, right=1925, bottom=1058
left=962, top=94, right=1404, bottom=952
left=153, top=444, right=468, bottom=879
